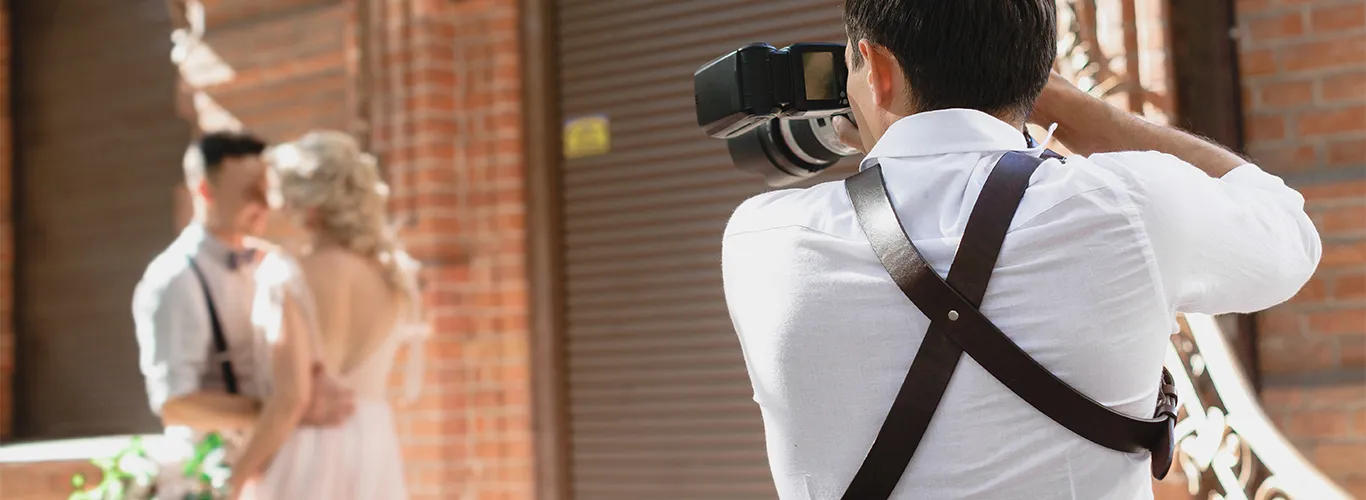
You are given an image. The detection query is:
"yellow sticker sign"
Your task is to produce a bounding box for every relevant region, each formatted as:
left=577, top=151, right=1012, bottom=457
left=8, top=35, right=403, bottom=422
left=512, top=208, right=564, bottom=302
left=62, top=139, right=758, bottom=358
left=563, top=114, right=611, bottom=159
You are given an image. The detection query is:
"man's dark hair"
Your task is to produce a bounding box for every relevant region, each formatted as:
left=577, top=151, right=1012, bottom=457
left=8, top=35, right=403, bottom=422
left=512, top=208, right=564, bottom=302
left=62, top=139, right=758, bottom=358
left=844, top=0, right=1057, bottom=121
left=183, top=131, right=267, bottom=185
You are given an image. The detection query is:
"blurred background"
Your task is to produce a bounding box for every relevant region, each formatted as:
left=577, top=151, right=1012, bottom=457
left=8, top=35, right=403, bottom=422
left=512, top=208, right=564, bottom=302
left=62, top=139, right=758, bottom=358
left=0, top=0, right=1360, bottom=499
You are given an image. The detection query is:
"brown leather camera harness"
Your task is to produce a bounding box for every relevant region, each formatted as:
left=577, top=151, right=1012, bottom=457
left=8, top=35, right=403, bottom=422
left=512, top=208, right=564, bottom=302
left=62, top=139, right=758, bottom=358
left=840, top=151, right=1179, bottom=499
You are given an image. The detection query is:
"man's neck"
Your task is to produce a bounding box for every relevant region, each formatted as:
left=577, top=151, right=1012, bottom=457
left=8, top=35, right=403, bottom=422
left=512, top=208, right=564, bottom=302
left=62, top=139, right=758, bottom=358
left=195, top=217, right=244, bottom=249
left=883, top=108, right=1027, bottom=135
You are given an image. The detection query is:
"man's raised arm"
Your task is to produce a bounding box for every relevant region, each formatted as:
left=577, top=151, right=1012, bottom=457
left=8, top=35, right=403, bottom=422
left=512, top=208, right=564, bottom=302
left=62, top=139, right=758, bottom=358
left=1031, top=74, right=1322, bottom=315
left=1030, top=73, right=1247, bottom=179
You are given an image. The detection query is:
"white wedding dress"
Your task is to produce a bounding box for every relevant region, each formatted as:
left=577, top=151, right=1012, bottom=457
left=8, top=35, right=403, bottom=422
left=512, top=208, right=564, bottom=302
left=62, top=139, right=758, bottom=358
left=248, top=252, right=427, bottom=500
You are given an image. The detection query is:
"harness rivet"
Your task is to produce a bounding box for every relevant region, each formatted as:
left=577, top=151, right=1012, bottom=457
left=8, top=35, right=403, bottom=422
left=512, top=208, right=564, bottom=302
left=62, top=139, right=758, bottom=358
left=948, top=310, right=960, bottom=321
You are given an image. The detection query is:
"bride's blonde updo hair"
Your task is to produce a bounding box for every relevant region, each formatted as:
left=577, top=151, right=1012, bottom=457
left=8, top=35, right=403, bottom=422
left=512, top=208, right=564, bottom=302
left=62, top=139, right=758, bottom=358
left=267, top=130, right=417, bottom=303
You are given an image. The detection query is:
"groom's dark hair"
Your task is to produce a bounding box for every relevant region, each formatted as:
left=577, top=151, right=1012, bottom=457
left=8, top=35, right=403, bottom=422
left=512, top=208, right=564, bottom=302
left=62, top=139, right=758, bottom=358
left=183, top=131, right=267, bottom=185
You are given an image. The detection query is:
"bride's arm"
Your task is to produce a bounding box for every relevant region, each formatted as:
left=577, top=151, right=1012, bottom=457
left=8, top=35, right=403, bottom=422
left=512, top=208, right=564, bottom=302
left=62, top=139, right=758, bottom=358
left=229, top=293, right=314, bottom=491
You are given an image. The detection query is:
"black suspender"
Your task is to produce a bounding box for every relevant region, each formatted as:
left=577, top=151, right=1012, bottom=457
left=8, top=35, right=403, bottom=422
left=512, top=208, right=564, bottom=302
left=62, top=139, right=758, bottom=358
left=185, top=256, right=240, bottom=395
left=840, top=152, right=1178, bottom=499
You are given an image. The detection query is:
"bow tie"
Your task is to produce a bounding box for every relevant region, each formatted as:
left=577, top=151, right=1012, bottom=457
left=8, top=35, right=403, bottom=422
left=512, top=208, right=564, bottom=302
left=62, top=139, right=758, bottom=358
left=226, top=248, right=258, bottom=271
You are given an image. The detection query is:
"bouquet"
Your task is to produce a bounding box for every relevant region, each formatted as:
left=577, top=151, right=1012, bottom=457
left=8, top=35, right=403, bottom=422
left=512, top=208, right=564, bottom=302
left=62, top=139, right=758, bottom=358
left=69, top=434, right=232, bottom=500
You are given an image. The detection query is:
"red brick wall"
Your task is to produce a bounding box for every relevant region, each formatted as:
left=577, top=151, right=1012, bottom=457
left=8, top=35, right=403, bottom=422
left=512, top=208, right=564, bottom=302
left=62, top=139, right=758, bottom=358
left=183, top=0, right=352, bottom=140
left=0, top=461, right=100, bottom=500
left=1237, top=0, right=1366, bottom=495
left=1260, top=180, right=1366, bottom=498
left=364, top=1, right=532, bottom=499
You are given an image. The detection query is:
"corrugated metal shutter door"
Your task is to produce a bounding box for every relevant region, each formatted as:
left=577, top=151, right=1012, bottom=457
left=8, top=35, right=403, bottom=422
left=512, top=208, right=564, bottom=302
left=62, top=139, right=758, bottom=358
left=12, top=1, right=189, bottom=438
left=556, top=1, right=852, bottom=497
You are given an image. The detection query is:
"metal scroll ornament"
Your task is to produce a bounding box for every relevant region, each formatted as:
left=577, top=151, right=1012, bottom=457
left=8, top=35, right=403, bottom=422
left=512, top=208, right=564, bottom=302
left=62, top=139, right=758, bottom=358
left=1167, top=315, right=1351, bottom=500
left=1056, top=0, right=1126, bottom=101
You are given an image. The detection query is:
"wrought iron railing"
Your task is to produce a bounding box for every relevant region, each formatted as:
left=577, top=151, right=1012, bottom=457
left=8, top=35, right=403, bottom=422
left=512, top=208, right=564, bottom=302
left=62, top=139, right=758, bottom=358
left=1168, top=315, right=1352, bottom=499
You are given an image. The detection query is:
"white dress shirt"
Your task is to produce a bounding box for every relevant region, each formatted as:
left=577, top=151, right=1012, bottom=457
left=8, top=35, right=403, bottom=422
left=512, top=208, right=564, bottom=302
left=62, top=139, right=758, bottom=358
left=721, top=109, right=1321, bottom=499
left=132, top=223, right=265, bottom=418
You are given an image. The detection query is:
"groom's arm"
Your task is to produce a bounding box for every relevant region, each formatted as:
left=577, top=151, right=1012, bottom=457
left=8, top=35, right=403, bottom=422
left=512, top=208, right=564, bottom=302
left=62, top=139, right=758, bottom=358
left=133, top=270, right=262, bottom=432
left=161, top=392, right=261, bottom=430
left=162, top=374, right=353, bottom=431
left=165, top=368, right=355, bottom=430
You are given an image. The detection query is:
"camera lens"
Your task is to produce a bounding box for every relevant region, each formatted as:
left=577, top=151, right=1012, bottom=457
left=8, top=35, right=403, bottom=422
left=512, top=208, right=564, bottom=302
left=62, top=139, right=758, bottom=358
left=782, top=116, right=860, bottom=163
left=725, top=116, right=859, bottom=188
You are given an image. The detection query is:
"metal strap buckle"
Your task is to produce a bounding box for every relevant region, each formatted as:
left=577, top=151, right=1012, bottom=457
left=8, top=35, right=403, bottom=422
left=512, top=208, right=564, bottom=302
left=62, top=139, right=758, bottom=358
left=1151, top=367, right=1179, bottom=479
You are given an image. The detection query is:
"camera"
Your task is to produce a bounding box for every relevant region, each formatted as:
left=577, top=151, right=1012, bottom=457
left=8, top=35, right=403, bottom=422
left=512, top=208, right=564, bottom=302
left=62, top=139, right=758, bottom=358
left=695, top=43, right=861, bottom=187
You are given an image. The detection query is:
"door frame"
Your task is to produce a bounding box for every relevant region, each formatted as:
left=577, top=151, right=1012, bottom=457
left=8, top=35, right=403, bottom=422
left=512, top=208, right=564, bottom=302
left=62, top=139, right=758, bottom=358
left=520, top=0, right=570, bottom=498
left=1166, top=0, right=1259, bottom=387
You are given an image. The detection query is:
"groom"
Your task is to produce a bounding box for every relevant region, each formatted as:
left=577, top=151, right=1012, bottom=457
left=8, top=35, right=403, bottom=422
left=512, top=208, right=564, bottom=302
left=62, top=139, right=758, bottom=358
left=132, top=131, right=354, bottom=446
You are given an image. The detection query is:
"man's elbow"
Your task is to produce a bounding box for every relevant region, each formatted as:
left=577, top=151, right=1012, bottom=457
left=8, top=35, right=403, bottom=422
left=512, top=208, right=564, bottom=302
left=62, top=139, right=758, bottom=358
left=1289, top=214, right=1323, bottom=285
left=1280, top=253, right=1319, bottom=303
left=157, top=396, right=191, bottom=428
left=1266, top=220, right=1323, bottom=308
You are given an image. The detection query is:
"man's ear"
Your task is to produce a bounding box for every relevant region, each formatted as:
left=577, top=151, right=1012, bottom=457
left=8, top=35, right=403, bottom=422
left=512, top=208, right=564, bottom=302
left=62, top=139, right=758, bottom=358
left=858, top=40, right=899, bottom=110
left=193, top=178, right=213, bottom=202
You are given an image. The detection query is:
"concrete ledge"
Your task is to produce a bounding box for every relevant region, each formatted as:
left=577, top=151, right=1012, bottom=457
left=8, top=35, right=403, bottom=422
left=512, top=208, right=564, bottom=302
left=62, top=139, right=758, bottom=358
left=0, top=435, right=171, bottom=464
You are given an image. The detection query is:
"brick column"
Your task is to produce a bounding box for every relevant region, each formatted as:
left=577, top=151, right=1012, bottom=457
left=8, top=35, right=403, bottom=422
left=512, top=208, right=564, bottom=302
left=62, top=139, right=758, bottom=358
left=1237, top=0, right=1366, bottom=496
left=366, top=1, right=533, bottom=498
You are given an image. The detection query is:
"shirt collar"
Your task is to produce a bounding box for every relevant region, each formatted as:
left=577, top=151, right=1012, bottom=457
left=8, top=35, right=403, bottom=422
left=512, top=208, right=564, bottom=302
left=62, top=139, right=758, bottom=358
left=859, top=109, right=1052, bottom=171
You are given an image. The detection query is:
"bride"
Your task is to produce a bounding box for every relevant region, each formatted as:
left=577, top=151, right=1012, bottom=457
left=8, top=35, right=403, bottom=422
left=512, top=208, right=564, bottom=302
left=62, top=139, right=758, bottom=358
left=228, top=130, right=426, bottom=499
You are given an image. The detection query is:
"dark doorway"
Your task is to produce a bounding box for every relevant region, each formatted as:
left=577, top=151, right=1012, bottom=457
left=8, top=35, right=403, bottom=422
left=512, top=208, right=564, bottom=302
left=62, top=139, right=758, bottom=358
left=10, top=0, right=189, bottom=439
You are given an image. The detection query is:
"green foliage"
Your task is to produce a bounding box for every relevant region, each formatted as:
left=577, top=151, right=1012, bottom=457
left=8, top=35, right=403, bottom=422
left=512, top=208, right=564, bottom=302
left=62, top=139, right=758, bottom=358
left=68, top=434, right=232, bottom=500
left=67, top=437, right=157, bottom=500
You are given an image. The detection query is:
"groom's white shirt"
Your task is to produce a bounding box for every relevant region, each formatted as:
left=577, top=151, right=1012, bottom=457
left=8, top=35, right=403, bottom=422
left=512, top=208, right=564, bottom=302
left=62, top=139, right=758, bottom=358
left=132, top=223, right=265, bottom=438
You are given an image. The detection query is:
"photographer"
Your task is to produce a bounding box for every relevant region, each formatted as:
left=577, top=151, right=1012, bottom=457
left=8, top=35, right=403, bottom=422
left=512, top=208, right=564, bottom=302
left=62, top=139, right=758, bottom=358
left=720, top=1, right=1321, bottom=499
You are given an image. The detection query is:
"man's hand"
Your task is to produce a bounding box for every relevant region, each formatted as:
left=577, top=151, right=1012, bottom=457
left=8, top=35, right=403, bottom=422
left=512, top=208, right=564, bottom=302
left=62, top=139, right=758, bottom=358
left=833, top=115, right=868, bottom=154
left=299, top=363, right=355, bottom=427
left=1028, top=72, right=1084, bottom=128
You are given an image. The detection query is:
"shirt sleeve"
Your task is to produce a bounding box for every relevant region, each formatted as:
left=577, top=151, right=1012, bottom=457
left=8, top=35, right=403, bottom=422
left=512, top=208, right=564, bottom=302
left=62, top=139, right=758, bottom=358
left=1091, top=152, right=1323, bottom=315
left=132, top=269, right=210, bottom=416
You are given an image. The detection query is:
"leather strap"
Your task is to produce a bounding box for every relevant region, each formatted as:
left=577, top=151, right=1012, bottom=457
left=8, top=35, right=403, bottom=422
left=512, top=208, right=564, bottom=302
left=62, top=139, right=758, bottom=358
left=186, top=256, right=240, bottom=395
left=841, top=152, right=1176, bottom=499
left=840, top=152, right=1042, bottom=499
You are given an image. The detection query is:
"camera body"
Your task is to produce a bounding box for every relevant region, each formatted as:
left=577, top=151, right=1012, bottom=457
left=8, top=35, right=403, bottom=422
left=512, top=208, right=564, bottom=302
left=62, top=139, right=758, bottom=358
left=695, top=42, right=1056, bottom=187
left=695, top=43, right=851, bottom=140
left=695, top=42, right=859, bottom=187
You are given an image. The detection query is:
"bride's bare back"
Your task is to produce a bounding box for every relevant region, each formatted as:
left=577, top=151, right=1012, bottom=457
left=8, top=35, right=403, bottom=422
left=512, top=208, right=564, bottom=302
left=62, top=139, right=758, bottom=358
left=298, top=247, right=403, bottom=379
